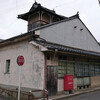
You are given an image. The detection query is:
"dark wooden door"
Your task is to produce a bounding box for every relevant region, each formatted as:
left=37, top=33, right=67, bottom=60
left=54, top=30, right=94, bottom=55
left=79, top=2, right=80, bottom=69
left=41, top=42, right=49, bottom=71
left=46, top=66, right=57, bottom=96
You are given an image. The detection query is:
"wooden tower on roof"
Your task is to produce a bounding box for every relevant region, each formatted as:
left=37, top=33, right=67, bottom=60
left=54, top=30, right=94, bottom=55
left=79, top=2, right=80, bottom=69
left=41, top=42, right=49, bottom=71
left=18, top=2, right=66, bottom=32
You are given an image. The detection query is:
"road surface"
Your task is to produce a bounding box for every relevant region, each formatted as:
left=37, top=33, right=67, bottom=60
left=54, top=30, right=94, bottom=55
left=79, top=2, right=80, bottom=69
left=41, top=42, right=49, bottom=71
left=58, top=90, right=100, bottom=100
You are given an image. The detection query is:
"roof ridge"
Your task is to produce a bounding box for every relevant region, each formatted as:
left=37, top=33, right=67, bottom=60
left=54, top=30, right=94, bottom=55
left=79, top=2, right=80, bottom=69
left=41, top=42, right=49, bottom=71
left=29, top=2, right=41, bottom=12
left=18, top=2, right=67, bottom=21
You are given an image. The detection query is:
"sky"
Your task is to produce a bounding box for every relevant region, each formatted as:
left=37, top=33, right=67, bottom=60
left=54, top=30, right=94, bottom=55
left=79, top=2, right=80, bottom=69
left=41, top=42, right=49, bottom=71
left=0, top=0, right=100, bottom=42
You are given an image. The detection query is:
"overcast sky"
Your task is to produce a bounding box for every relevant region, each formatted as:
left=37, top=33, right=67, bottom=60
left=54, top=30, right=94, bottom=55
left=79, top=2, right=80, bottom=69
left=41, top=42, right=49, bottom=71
left=0, top=0, right=100, bottom=42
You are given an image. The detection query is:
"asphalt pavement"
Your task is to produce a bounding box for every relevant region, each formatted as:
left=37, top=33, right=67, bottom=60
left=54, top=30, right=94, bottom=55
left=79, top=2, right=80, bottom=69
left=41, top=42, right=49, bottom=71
left=58, top=90, right=100, bottom=100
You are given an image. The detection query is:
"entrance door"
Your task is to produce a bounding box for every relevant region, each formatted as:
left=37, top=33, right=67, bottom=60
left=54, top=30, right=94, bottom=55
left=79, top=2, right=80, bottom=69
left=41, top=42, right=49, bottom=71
left=46, top=66, right=57, bottom=96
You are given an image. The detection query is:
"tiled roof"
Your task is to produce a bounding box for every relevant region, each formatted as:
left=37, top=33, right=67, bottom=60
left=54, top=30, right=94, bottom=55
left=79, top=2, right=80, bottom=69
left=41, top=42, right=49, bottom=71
left=29, top=2, right=55, bottom=13
left=18, top=2, right=67, bottom=21
left=32, top=39, right=100, bottom=57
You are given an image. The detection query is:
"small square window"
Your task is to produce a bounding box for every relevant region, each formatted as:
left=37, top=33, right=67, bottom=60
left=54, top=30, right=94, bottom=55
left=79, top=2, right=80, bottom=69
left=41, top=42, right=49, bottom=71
left=6, top=60, right=10, bottom=73
left=47, top=55, right=50, bottom=60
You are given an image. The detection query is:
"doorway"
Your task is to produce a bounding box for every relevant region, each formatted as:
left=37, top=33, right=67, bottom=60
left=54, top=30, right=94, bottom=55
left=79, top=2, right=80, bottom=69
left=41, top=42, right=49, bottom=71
left=46, top=66, right=57, bottom=96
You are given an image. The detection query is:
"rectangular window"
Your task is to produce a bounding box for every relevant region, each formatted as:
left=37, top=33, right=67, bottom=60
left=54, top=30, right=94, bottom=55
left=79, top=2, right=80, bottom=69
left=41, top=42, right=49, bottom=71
left=90, top=64, right=95, bottom=76
left=58, top=61, right=67, bottom=78
left=67, top=62, right=75, bottom=76
left=95, top=64, right=100, bottom=76
left=84, top=64, right=89, bottom=76
left=6, top=60, right=10, bottom=73
left=76, top=63, right=84, bottom=77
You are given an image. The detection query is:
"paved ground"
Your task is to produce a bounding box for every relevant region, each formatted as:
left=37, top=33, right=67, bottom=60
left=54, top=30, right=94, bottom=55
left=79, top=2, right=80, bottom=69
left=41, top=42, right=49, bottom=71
left=0, top=95, right=12, bottom=100
left=58, top=90, right=100, bottom=100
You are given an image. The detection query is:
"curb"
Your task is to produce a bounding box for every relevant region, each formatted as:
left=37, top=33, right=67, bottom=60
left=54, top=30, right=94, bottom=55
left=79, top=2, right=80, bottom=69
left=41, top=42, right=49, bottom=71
left=49, top=87, right=100, bottom=100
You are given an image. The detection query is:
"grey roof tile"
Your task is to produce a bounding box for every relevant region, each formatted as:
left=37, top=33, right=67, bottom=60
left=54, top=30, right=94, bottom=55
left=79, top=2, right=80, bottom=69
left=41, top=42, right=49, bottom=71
left=32, top=39, right=100, bottom=57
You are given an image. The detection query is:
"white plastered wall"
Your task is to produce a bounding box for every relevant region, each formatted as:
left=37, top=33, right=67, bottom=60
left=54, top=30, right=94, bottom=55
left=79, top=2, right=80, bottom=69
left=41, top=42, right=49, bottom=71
left=0, top=40, right=45, bottom=90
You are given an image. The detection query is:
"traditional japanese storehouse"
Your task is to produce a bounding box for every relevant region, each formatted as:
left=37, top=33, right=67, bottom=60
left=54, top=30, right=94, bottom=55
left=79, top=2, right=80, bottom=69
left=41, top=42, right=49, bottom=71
left=0, top=2, right=100, bottom=97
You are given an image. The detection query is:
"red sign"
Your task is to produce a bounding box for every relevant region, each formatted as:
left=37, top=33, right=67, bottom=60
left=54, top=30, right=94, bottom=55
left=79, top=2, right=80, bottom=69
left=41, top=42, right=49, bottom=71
left=17, top=56, right=24, bottom=66
left=64, top=75, right=74, bottom=91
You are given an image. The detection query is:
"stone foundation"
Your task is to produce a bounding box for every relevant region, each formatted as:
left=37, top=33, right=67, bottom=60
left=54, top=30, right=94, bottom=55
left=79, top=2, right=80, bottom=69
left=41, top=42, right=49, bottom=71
left=0, top=86, right=48, bottom=100
left=0, top=87, right=30, bottom=100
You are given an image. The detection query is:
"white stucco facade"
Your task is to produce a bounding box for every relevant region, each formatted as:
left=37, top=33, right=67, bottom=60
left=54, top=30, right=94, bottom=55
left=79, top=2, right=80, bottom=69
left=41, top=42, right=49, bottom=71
left=0, top=40, right=45, bottom=90
left=40, top=18, right=100, bottom=53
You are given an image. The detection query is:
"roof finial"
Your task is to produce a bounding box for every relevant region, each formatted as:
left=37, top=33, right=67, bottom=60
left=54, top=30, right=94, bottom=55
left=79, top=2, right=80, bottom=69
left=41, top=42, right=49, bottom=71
left=77, top=11, right=79, bottom=15
left=76, top=11, right=79, bottom=18
left=35, top=0, right=36, bottom=3
left=53, top=8, right=56, bottom=13
left=53, top=8, right=55, bottom=11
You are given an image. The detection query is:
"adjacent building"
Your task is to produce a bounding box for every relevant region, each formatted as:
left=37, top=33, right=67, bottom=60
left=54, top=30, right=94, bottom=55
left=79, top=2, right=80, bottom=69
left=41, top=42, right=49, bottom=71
left=0, top=2, right=100, bottom=96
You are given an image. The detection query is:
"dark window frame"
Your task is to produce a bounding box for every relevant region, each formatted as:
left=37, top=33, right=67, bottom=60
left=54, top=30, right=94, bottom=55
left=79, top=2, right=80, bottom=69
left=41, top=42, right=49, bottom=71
left=5, top=59, right=10, bottom=74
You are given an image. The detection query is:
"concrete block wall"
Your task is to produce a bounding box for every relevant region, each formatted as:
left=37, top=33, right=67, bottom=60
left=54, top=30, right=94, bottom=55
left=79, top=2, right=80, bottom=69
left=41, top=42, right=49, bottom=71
left=91, top=76, right=100, bottom=87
